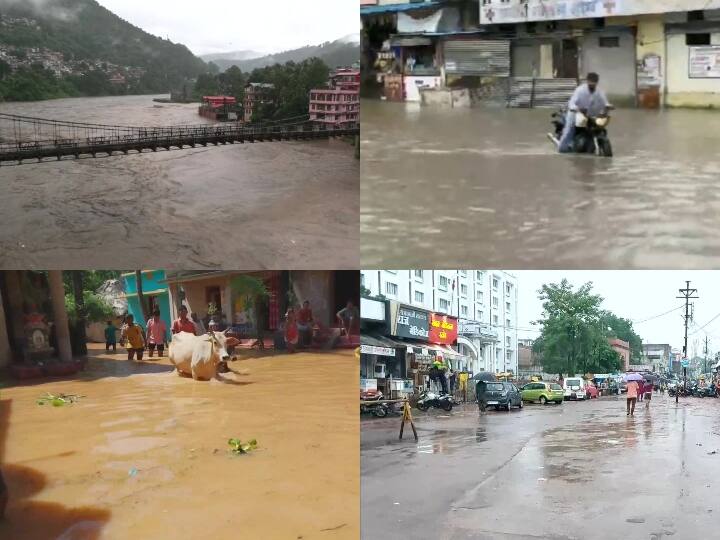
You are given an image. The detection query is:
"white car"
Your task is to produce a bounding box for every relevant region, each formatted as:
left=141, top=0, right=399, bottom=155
left=563, top=377, right=586, bottom=400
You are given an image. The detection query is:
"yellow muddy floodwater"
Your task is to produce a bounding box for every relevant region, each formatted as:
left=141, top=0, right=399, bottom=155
left=0, top=345, right=359, bottom=539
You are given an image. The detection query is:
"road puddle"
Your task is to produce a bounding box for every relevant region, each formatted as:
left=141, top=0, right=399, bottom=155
left=0, top=347, right=358, bottom=539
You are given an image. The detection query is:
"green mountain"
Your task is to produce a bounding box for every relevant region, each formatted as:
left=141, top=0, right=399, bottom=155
left=0, top=0, right=207, bottom=100
left=203, top=35, right=359, bottom=73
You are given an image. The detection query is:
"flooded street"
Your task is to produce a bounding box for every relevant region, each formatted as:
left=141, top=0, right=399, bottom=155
left=362, top=397, right=720, bottom=540
left=0, top=95, right=358, bottom=269
left=0, top=344, right=359, bottom=540
left=361, top=101, right=720, bottom=268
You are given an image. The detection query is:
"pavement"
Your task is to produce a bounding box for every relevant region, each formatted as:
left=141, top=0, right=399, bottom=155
left=362, top=394, right=720, bottom=540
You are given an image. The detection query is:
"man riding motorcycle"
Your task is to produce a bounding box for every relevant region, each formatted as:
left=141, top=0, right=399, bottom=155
left=550, top=72, right=610, bottom=153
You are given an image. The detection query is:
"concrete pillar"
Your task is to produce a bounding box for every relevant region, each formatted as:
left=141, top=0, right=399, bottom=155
left=48, top=271, right=72, bottom=362
left=539, top=44, right=554, bottom=78
left=222, top=281, right=233, bottom=326
left=0, top=287, right=12, bottom=367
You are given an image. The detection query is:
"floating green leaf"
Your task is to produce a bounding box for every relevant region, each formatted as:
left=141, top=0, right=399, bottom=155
left=36, top=393, right=83, bottom=406
left=228, top=438, right=258, bottom=455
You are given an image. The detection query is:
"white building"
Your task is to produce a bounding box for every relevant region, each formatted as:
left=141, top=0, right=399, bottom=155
left=360, top=270, right=519, bottom=375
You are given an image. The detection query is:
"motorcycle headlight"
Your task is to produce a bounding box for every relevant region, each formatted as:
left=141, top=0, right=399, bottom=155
left=595, top=117, right=609, bottom=128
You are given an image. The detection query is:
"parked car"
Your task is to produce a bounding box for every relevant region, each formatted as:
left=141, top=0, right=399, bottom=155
left=585, top=382, right=599, bottom=399
left=521, top=382, right=564, bottom=405
left=483, top=382, right=523, bottom=411
left=563, top=377, right=586, bottom=400
left=619, top=381, right=628, bottom=393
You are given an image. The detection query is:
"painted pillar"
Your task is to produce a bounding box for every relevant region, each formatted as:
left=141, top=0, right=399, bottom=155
left=0, top=287, right=12, bottom=367
left=539, top=44, right=554, bottom=78
left=222, top=281, right=233, bottom=327
left=48, top=271, right=72, bottom=362
left=636, top=15, right=665, bottom=108
left=3, top=271, right=25, bottom=346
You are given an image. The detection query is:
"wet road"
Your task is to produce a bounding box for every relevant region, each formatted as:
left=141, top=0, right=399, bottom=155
left=362, top=396, right=720, bottom=540
left=361, top=101, right=720, bottom=269
left=0, top=344, right=358, bottom=540
left=0, top=95, right=358, bottom=269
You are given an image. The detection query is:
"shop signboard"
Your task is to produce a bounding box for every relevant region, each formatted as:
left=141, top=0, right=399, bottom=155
left=390, top=302, right=430, bottom=340
left=361, top=297, right=386, bottom=322
left=689, top=46, right=720, bottom=79
left=428, top=313, right=458, bottom=345
left=360, top=378, right=378, bottom=391
left=480, top=0, right=622, bottom=25
left=360, top=344, right=396, bottom=357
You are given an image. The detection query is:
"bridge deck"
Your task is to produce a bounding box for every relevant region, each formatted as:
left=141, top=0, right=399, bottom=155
left=0, top=124, right=359, bottom=164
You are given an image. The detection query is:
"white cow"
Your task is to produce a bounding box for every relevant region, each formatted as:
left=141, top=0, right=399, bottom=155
left=168, top=330, right=240, bottom=381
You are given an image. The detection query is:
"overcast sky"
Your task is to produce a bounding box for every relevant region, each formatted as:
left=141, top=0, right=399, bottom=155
left=514, top=271, right=720, bottom=358
left=96, top=0, right=358, bottom=56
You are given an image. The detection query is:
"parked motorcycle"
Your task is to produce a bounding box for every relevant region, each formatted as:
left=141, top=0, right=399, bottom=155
left=416, top=390, right=454, bottom=412
left=360, top=389, right=389, bottom=418
left=550, top=108, right=613, bottom=157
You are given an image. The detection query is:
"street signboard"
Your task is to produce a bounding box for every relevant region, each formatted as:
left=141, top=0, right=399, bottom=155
left=681, top=359, right=689, bottom=368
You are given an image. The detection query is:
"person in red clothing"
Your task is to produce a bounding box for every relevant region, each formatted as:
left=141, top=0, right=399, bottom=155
left=644, top=379, right=653, bottom=408
left=146, top=308, right=167, bottom=358
left=284, top=308, right=299, bottom=353
left=297, top=300, right=314, bottom=347
left=637, top=379, right=645, bottom=402
left=172, top=305, right=197, bottom=334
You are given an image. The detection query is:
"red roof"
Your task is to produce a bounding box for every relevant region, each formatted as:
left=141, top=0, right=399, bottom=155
left=202, top=96, right=237, bottom=105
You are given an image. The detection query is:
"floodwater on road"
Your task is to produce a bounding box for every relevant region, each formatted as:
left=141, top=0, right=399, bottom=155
left=0, top=95, right=358, bottom=269
left=361, top=100, right=720, bottom=269
left=362, top=396, right=720, bottom=540
left=0, top=344, right=358, bottom=540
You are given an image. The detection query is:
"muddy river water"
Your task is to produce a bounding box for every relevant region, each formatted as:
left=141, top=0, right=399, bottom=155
left=361, top=100, right=720, bottom=269
left=0, top=345, right=359, bottom=539
left=0, top=95, right=358, bottom=269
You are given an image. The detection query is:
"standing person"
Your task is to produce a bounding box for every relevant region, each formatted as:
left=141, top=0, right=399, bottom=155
left=626, top=378, right=639, bottom=416
left=191, top=312, right=206, bottom=336
left=336, top=300, right=359, bottom=337
left=449, top=369, right=457, bottom=396
left=477, top=381, right=487, bottom=413
left=172, top=305, right=197, bottom=334
left=121, top=314, right=145, bottom=362
left=297, top=300, right=314, bottom=347
left=104, top=320, right=118, bottom=352
left=146, top=309, right=167, bottom=358
left=284, top=307, right=299, bottom=353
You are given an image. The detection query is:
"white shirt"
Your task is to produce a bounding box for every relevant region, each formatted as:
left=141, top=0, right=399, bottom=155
left=568, top=83, right=609, bottom=116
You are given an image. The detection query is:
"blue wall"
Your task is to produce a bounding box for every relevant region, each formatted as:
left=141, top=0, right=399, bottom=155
left=123, top=270, right=171, bottom=341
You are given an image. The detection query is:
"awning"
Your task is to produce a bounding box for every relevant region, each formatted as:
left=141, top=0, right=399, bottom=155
left=120, top=289, right=167, bottom=298
left=361, top=1, right=443, bottom=16
left=361, top=333, right=405, bottom=357
left=408, top=343, right=464, bottom=358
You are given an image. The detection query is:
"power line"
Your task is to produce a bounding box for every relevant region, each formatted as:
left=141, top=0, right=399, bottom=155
left=632, top=304, right=685, bottom=325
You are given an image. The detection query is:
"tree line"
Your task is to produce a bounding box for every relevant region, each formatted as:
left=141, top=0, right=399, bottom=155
left=532, top=279, right=644, bottom=377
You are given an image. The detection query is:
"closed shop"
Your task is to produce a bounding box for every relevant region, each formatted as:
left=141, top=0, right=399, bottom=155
left=580, top=28, right=637, bottom=106
left=443, top=40, right=511, bottom=77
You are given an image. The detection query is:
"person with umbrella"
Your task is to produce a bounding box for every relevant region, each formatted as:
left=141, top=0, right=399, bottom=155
left=624, top=373, right=643, bottom=416
left=643, top=374, right=657, bottom=409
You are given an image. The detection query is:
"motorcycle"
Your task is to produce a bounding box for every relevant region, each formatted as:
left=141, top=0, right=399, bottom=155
left=550, top=108, right=613, bottom=157
left=360, top=389, right=389, bottom=418
left=416, top=389, right=454, bottom=412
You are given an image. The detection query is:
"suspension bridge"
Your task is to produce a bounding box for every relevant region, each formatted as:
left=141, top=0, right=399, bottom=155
left=0, top=113, right=359, bottom=165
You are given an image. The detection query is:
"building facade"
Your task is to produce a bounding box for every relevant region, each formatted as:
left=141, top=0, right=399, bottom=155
left=360, top=270, right=519, bottom=375
left=121, top=270, right=172, bottom=343
left=642, top=342, right=672, bottom=373
left=309, top=68, right=360, bottom=127
left=361, top=0, right=720, bottom=108
left=243, top=83, right=275, bottom=123
left=609, top=338, right=631, bottom=371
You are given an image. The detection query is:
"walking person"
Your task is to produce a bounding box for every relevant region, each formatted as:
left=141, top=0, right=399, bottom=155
left=104, top=319, right=118, bottom=352
left=121, top=314, right=145, bottom=362
left=146, top=309, right=167, bottom=358
left=626, top=378, right=639, bottom=416
left=644, top=379, right=653, bottom=409
left=637, top=379, right=645, bottom=402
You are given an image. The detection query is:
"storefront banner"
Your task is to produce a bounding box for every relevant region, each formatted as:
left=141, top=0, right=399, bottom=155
left=689, top=46, right=720, bottom=79
left=429, top=313, right=458, bottom=345
left=391, top=303, right=430, bottom=340
left=361, top=344, right=396, bottom=357
left=398, top=9, right=443, bottom=33
left=480, top=0, right=622, bottom=25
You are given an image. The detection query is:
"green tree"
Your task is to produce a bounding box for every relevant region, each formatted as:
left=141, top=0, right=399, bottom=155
left=599, top=311, right=643, bottom=361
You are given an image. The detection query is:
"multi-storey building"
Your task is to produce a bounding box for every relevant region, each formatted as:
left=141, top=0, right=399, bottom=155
left=243, top=83, right=275, bottom=123
left=642, top=343, right=673, bottom=373
left=360, top=270, right=519, bottom=374
left=309, top=68, right=360, bottom=127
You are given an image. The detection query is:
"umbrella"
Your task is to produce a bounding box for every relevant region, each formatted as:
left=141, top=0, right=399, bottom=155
left=472, top=372, right=497, bottom=382
left=642, top=373, right=659, bottom=383
left=624, top=373, right=644, bottom=382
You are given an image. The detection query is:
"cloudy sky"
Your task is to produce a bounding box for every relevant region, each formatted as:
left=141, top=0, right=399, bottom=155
left=514, top=271, right=720, bottom=357
left=96, top=0, right=358, bottom=56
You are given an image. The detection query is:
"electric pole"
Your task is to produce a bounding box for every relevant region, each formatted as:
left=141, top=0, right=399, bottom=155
left=676, top=281, right=698, bottom=404
left=704, top=336, right=710, bottom=376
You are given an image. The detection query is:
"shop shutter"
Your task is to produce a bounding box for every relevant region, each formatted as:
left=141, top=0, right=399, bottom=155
left=444, top=40, right=511, bottom=77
